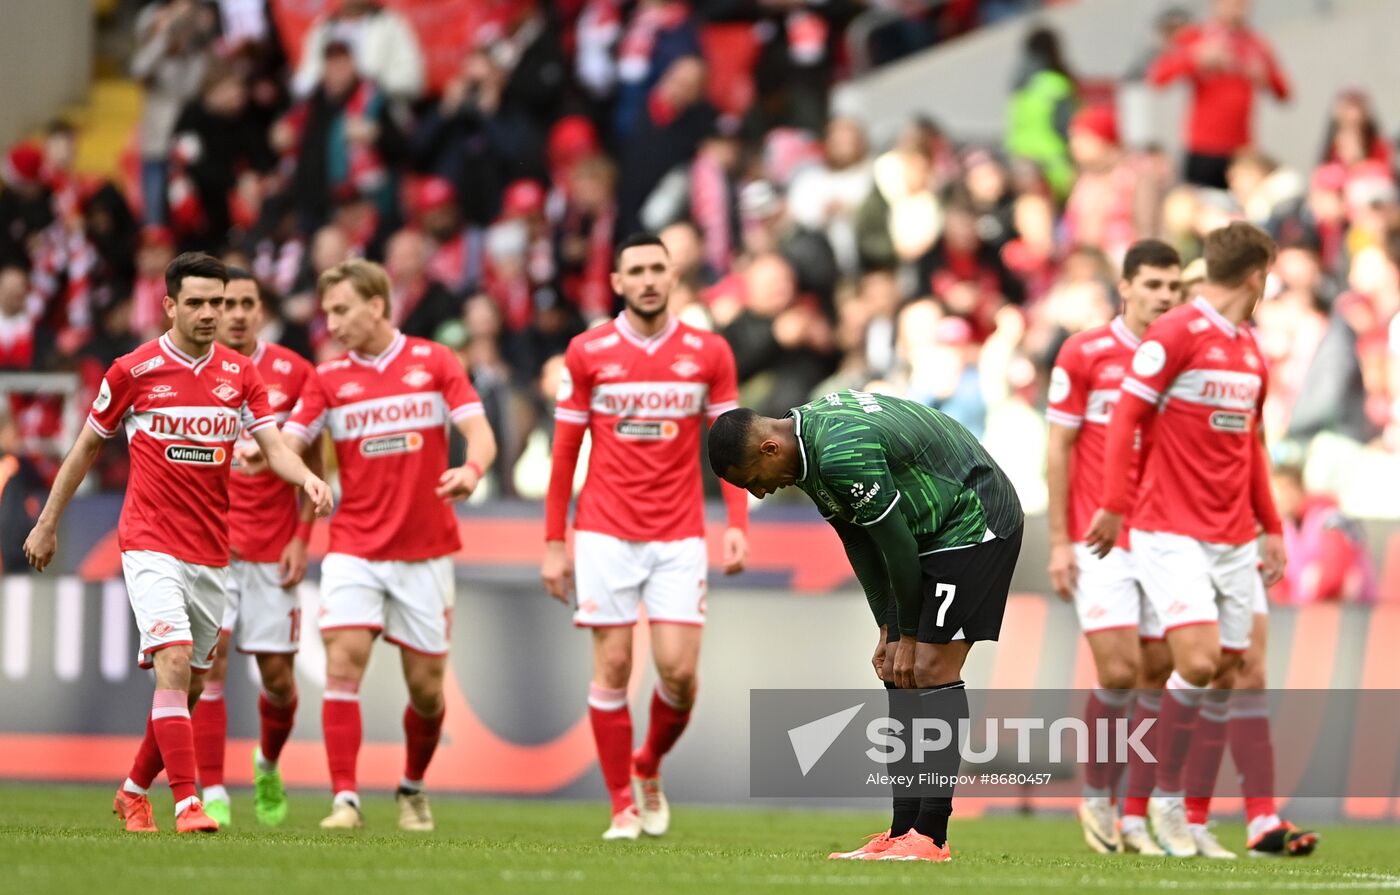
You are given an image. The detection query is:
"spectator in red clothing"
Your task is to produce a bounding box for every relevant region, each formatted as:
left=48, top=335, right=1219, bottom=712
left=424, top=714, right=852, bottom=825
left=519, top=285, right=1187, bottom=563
left=1269, top=462, right=1376, bottom=604
left=1063, top=105, right=1147, bottom=267
left=1320, top=89, right=1391, bottom=170
left=1148, top=0, right=1290, bottom=189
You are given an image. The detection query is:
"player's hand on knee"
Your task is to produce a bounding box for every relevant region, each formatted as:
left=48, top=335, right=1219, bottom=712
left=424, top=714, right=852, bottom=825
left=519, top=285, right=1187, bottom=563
left=1082, top=509, right=1122, bottom=560
left=893, top=636, right=917, bottom=689
left=1048, top=542, right=1078, bottom=601
left=541, top=540, right=573, bottom=603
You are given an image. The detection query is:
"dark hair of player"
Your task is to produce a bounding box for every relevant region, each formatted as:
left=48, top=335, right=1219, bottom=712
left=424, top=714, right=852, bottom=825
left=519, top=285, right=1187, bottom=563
left=707, top=407, right=761, bottom=478
left=225, top=265, right=255, bottom=283
left=614, top=232, right=669, bottom=269
left=1121, top=239, right=1182, bottom=282
left=1203, top=221, right=1277, bottom=287
left=164, top=252, right=228, bottom=299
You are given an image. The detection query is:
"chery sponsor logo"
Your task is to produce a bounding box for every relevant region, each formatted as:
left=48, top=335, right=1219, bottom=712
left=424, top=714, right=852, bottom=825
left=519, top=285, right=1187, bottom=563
left=165, top=444, right=228, bottom=465
left=268, top=388, right=289, bottom=409
left=150, top=384, right=177, bottom=399
left=360, top=431, right=425, bottom=457
left=337, top=381, right=365, bottom=399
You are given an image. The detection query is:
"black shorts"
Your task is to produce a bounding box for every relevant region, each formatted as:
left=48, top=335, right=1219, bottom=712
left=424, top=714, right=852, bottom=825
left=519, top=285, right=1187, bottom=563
left=1184, top=152, right=1232, bottom=190
left=887, top=525, right=1024, bottom=644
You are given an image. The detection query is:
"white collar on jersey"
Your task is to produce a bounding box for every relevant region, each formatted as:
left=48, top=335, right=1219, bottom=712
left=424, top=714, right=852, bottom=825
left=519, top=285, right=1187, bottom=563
left=791, top=409, right=809, bottom=482
left=159, top=332, right=214, bottom=374
left=1110, top=316, right=1140, bottom=349
left=1192, top=296, right=1238, bottom=337
left=250, top=340, right=267, bottom=365
left=614, top=311, right=678, bottom=355
left=349, top=329, right=406, bottom=371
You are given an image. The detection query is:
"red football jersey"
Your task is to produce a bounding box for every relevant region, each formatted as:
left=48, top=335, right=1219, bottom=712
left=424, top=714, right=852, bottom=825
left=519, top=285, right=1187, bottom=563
left=1118, top=297, right=1267, bottom=544
left=228, top=341, right=316, bottom=563
left=88, top=333, right=276, bottom=566
left=283, top=331, right=482, bottom=561
left=554, top=313, right=739, bottom=541
left=1047, top=317, right=1140, bottom=546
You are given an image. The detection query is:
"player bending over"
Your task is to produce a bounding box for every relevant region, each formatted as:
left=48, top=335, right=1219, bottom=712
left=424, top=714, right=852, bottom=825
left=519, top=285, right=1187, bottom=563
left=191, top=269, right=320, bottom=827
left=542, top=233, right=749, bottom=840
left=24, top=252, right=331, bottom=833
left=1046, top=239, right=1183, bottom=855
left=709, top=390, right=1023, bottom=862
left=283, top=259, right=497, bottom=831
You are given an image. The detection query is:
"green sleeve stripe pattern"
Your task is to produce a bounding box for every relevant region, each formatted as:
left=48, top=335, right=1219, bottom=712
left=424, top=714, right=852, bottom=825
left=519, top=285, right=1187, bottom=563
left=793, top=390, right=1023, bottom=552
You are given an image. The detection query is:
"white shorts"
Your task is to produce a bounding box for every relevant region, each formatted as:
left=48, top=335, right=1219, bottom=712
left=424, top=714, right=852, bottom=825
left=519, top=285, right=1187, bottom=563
left=1071, top=545, right=1164, bottom=639
left=573, top=531, right=707, bottom=627
left=121, top=550, right=227, bottom=672
left=1253, top=571, right=1269, bottom=616
left=319, top=553, right=455, bottom=655
left=1130, top=530, right=1257, bottom=652
left=222, top=560, right=301, bottom=654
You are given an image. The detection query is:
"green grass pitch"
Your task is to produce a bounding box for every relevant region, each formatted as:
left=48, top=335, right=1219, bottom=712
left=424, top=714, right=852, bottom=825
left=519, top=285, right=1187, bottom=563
left=3, top=784, right=1398, bottom=894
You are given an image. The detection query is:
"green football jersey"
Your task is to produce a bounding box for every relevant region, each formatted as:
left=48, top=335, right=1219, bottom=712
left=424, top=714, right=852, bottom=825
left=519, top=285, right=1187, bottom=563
left=790, top=390, right=1023, bottom=551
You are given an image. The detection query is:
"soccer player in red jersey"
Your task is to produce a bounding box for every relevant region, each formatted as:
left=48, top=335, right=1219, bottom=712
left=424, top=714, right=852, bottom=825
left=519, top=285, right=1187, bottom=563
left=283, top=259, right=497, bottom=832
left=1046, top=240, right=1183, bottom=855
left=541, top=233, right=749, bottom=840
left=23, top=253, right=332, bottom=834
left=191, top=269, right=319, bottom=827
left=1086, top=222, right=1316, bottom=857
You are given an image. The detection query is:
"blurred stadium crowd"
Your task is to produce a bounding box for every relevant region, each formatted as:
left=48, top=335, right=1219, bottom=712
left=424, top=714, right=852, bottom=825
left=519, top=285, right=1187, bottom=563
left=0, top=0, right=1392, bottom=599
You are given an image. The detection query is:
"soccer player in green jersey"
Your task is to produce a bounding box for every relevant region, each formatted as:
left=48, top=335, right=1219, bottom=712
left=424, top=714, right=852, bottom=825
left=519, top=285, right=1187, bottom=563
left=709, top=390, right=1024, bottom=862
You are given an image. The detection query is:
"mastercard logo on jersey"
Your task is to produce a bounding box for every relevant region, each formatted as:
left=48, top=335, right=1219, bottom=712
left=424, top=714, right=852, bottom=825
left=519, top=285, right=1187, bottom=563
left=615, top=420, right=680, bottom=440
left=165, top=445, right=228, bottom=465
left=360, top=431, right=425, bottom=457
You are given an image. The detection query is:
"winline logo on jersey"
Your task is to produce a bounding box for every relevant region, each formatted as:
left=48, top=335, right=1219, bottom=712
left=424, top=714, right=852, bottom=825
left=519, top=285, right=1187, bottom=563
left=749, top=688, right=1394, bottom=799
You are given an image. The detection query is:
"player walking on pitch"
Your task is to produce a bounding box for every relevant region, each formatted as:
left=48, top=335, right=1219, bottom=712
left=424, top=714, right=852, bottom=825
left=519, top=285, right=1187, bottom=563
left=708, top=390, right=1024, bottom=862
left=192, top=269, right=319, bottom=827
left=1045, top=240, right=1183, bottom=855
left=23, top=253, right=332, bottom=833
left=283, top=259, right=497, bottom=831
left=1086, top=221, right=1316, bottom=858
left=542, top=233, right=749, bottom=840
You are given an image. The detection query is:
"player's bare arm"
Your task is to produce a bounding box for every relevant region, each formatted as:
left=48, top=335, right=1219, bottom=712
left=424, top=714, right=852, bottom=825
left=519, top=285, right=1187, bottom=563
left=22, top=425, right=106, bottom=573
left=1252, top=429, right=1287, bottom=587
left=251, top=425, right=333, bottom=517
left=436, top=413, right=498, bottom=500
left=278, top=436, right=324, bottom=587
left=1045, top=422, right=1080, bottom=600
